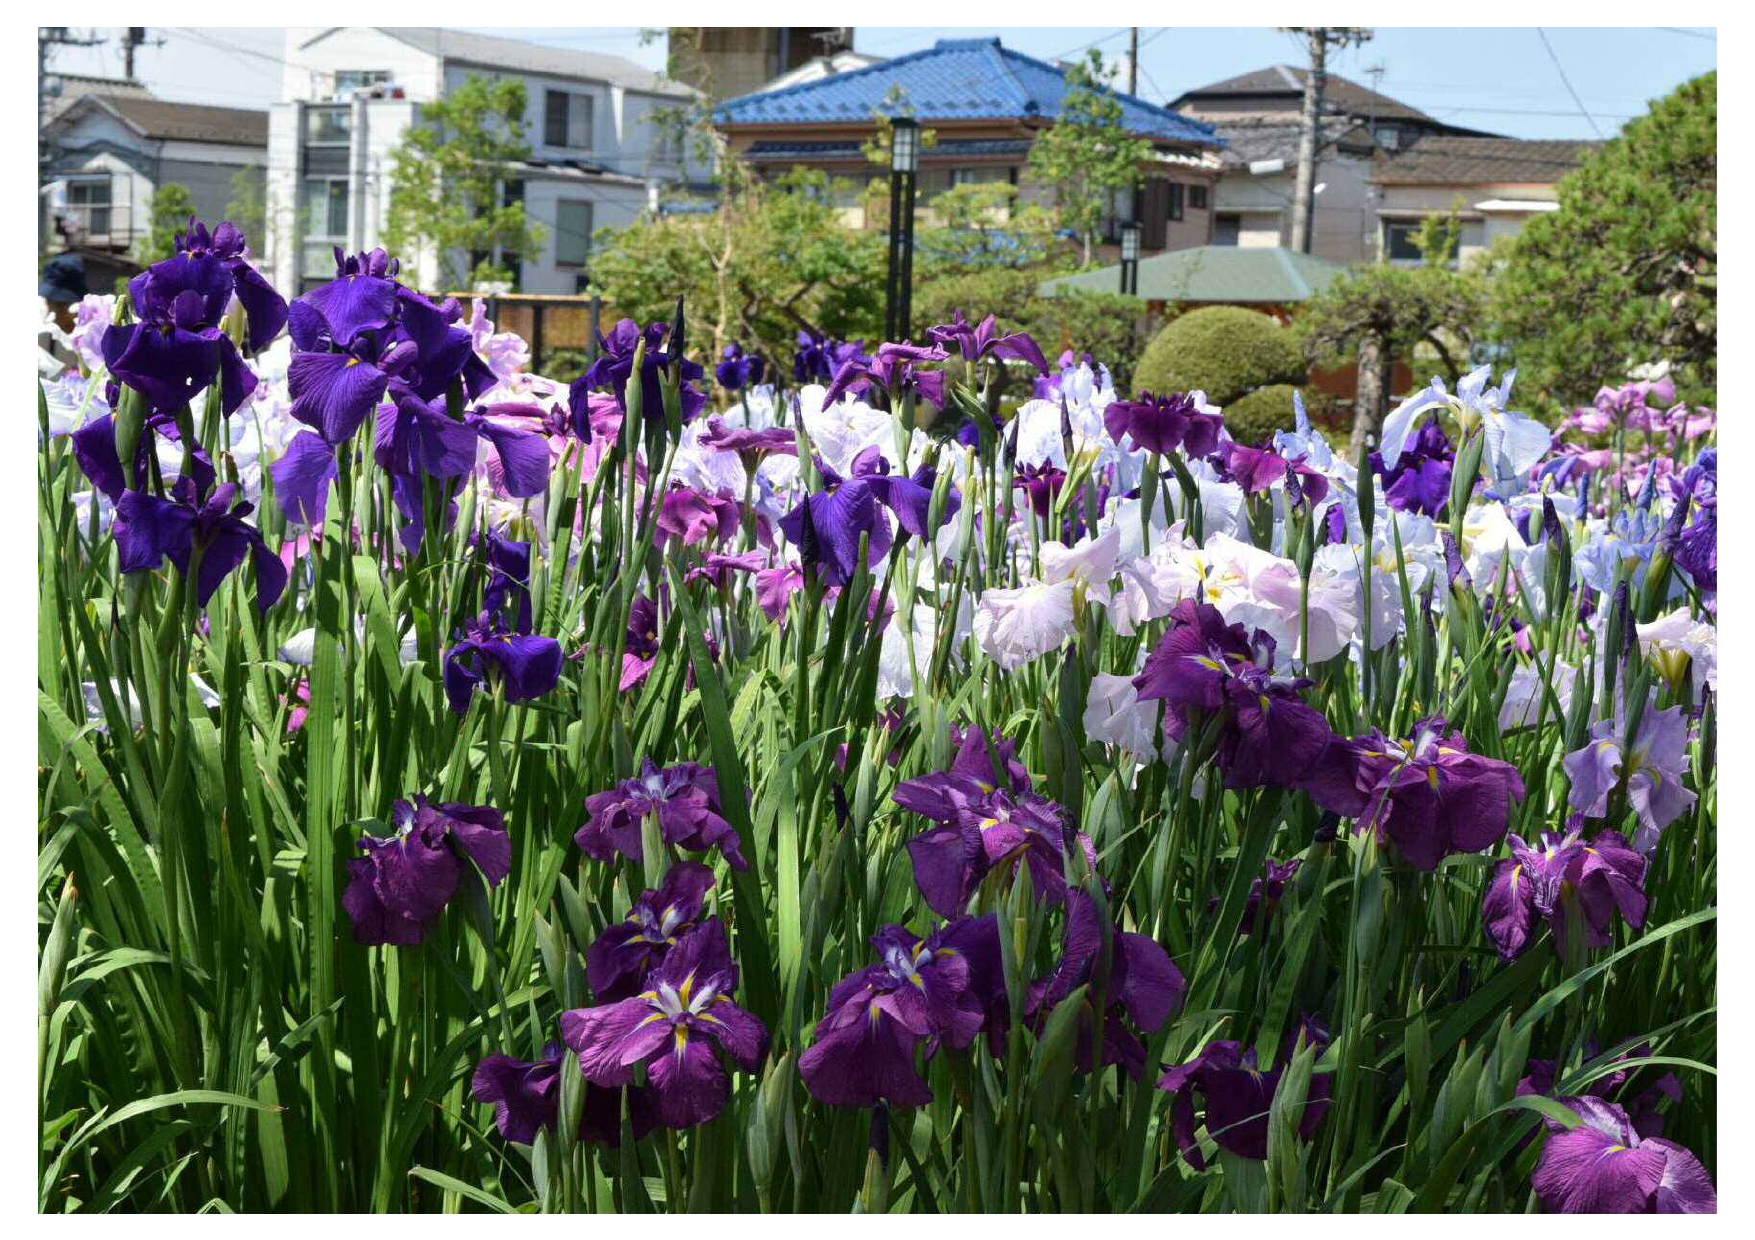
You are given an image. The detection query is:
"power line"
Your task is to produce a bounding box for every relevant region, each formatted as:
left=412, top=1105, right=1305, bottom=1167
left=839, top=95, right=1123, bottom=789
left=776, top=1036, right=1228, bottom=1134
left=1656, top=26, right=1715, bottom=40
left=1534, top=28, right=1603, bottom=139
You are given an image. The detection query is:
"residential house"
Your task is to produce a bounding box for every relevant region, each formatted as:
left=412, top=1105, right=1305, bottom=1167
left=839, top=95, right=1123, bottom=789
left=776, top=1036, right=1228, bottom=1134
left=265, top=27, right=701, bottom=297
left=1370, top=136, right=1601, bottom=266
left=713, top=38, right=1224, bottom=256
left=41, top=92, right=267, bottom=256
left=669, top=28, right=857, bottom=103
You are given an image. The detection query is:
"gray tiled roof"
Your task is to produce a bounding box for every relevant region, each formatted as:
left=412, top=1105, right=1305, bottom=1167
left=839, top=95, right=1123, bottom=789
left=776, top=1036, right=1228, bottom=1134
left=1372, top=136, right=1601, bottom=185
left=78, top=95, right=267, bottom=145
left=371, top=28, right=696, bottom=97
left=1174, top=65, right=1436, bottom=125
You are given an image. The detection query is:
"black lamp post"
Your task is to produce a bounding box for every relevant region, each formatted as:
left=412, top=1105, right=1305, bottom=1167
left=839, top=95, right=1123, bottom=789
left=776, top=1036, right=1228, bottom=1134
left=1119, top=221, right=1141, bottom=296
left=884, top=116, right=920, bottom=342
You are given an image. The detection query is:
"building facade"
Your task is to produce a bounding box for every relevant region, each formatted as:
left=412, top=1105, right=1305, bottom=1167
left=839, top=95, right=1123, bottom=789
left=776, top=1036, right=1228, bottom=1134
left=713, top=38, right=1224, bottom=256
left=669, top=28, right=856, bottom=104
left=264, top=27, right=702, bottom=296
left=41, top=93, right=267, bottom=257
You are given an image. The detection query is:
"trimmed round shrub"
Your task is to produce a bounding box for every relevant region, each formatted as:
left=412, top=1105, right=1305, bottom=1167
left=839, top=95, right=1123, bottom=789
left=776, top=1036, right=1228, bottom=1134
left=1222, top=384, right=1304, bottom=446
left=1131, top=305, right=1306, bottom=405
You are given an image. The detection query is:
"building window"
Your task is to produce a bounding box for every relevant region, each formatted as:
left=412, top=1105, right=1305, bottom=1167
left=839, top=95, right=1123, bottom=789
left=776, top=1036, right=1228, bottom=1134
left=334, top=70, right=389, bottom=96
left=1168, top=182, right=1185, bottom=221
left=1189, top=184, right=1209, bottom=211
left=305, top=105, right=351, bottom=145
left=301, top=178, right=350, bottom=282
left=1374, top=126, right=1402, bottom=151
left=555, top=200, right=594, bottom=267
left=544, top=90, right=594, bottom=149
left=1212, top=213, right=1240, bottom=246
left=66, top=178, right=113, bottom=238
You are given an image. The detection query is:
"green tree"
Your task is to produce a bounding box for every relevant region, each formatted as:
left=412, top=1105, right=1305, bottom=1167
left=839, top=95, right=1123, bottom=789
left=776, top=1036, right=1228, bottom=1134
left=133, top=182, right=196, bottom=263
left=1493, top=72, right=1716, bottom=405
left=1297, top=213, right=1490, bottom=450
left=223, top=169, right=266, bottom=250
left=1025, top=51, right=1153, bottom=266
left=384, top=74, right=547, bottom=290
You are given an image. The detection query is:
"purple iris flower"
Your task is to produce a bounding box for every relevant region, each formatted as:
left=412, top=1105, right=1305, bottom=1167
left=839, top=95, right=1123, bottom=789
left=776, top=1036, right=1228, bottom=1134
left=1520, top=1044, right=1682, bottom=1141
left=656, top=484, right=741, bottom=548
left=442, top=611, right=563, bottom=715
left=1014, top=460, right=1067, bottom=519
left=560, top=920, right=768, bottom=1130
left=268, top=432, right=340, bottom=527
left=1483, top=826, right=1648, bottom=960
left=583, top=318, right=706, bottom=424
left=471, top=1042, right=656, bottom=1147
left=1103, top=391, right=1224, bottom=457
left=901, top=786, right=1096, bottom=918
left=482, top=532, right=532, bottom=634
left=801, top=917, right=1001, bottom=1109
left=1311, top=716, right=1526, bottom=871
left=1222, top=441, right=1330, bottom=507
left=341, top=796, right=510, bottom=946
left=822, top=342, right=949, bottom=410
left=1532, top=1097, right=1715, bottom=1213
left=588, top=861, right=717, bottom=1001
left=1563, top=704, right=1696, bottom=853
left=1132, top=600, right=1340, bottom=794
left=71, top=410, right=214, bottom=501
left=620, top=594, right=661, bottom=692
left=714, top=343, right=765, bottom=391
left=101, top=218, right=285, bottom=416
left=575, top=759, right=748, bottom=872
left=794, top=331, right=869, bottom=384
left=113, top=476, right=287, bottom=611
left=1209, top=857, right=1303, bottom=937
left=1028, top=889, right=1185, bottom=1080
left=777, top=446, right=956, bottom=587
left=699, top=416, right=797, bottom=462
left=925, top=310, right=1050, bottom=375
left=1373, top=417, right=1454, bottom=517
left=1158, top=1016, right=1332, bottom=1168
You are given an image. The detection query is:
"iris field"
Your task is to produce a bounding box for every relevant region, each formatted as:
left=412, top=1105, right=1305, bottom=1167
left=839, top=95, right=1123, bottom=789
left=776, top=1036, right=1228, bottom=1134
left=37, top=221, right=1716, bottom=1213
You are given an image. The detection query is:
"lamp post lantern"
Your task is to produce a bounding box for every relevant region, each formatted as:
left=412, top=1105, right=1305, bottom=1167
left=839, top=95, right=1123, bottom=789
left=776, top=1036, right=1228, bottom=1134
left=1119, top=221, right=1141, bottom=297
left=884, top=116, right=921, bottom=342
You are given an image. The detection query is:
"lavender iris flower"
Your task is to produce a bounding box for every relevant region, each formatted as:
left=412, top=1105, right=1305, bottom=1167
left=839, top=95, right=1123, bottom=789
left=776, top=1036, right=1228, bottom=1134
left=1132, top=600, right=1341, bottom=794
left=1158, top=1017, right=1332, bottom=1168
left=575, top=759, right=748, bottom=872
left=714, top=344, right=765, bottom=391
left=699, top=416, right=797, bottom=462
left=442, top=611, right=563, bottom=715
left=560, top=920, right=769, bottom=1130
left=102, top=218, right=285, bottom=415
left=471, top=1042, right=657, bottom=1147
left=800, top=917, right=1002, bottom=1109
left=1673, top=450, right=1716, bottom=592
left=1029, top=889, right=1185, bottom=1080
left=1314, top=716, right=1527, bottom=871
left=1532, top=1097, right=1715, bottom=1213
left=341, top=796, right=510, bottom=946
left=1482, top=826, right=1648, bottom=960
left=113, top=477, right=287, bottom=611
left=656, top=484, right=741, bottom=548
left=583, top=318, right=706, bottom=424
left=925, top=310, right=1050, bottom=375
left=1562, top=705, right=1697, bottom=853
left=822, top=342, right=949, bottom=410
left=587, top=861, right=717, bottom=1001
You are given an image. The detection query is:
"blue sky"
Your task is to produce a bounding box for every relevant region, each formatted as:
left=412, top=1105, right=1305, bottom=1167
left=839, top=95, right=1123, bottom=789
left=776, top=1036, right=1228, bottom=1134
left=42, top=26, right=1715, bottom=141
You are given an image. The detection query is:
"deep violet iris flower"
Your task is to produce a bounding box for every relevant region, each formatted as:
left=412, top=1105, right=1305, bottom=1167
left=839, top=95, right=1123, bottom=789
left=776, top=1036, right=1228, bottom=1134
left=580, top=318, right=706, bottom=424
left=1157, top=1016, right=1332, bottom=1168
left=1222, top=441, right=1329, bottom=507
left=1132, top=600, right=1341, bottom=794
left=1482, top=826, right=1648, bottom=960
left=1310, top=716, right=1527, bottom=871
left=560, top=920, right=769, bottom=1130
left=102, top=218, right=285, bottom=416
left=699, top=416, right=797, bottom=463
left=777, top=445, right=958, bottom=588
left=794, top=331, right=869, bottom=384
left=471, top=1042, right=656, bottom=1147
left=898, top=784, right=1097, bottom=919
left=1029, top=889, right=1185, bottom=1080
left=1531, top=1097, right=1715, bottom=1213
left=800, top=917, right=1002, bottom=1109
left=442, top=611, right=564, bottom=715
left=822, top=341, right=949, bottom=410
left=575, top=759, right=748, bottom=872
left=341, top=796, right=510, bottom=946
left=71, top=409, right=214, bottom=501
left=1372, top=416, right=1454, bottom=517
left=925, top=310, right=1050, bottom=375
left=113, top=476, right=287, bottom=611
left=714, top=344, right=765, bottom=391
left=1102, top=391, right=1224, bottom=457
left=587, top=861, right=717, bottom=1002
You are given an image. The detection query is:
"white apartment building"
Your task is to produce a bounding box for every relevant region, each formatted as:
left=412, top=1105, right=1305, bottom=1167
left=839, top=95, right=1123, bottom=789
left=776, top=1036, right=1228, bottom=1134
left=265, top=27, right=703, bottom=296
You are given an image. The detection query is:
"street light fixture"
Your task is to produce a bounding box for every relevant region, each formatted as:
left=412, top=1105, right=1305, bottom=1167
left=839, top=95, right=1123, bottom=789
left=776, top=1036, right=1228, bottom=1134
left=885, top=117, right=920, bottom=342
left=1119, top=221, right=1141, bottom=297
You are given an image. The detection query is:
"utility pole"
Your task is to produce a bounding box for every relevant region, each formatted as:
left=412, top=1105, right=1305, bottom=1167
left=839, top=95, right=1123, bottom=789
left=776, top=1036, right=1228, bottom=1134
left=1283, top=26, right=1371, bottom=254
left=122, top=28, right=163, bottom=82
left=1128, top=27, right=1138, bottom=95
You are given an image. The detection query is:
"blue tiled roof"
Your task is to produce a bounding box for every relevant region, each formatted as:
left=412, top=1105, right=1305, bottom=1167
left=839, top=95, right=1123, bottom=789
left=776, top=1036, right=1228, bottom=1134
left=715, top=38, right=1221, bottom=148
left=746, top=137, right=1033, bottom=162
